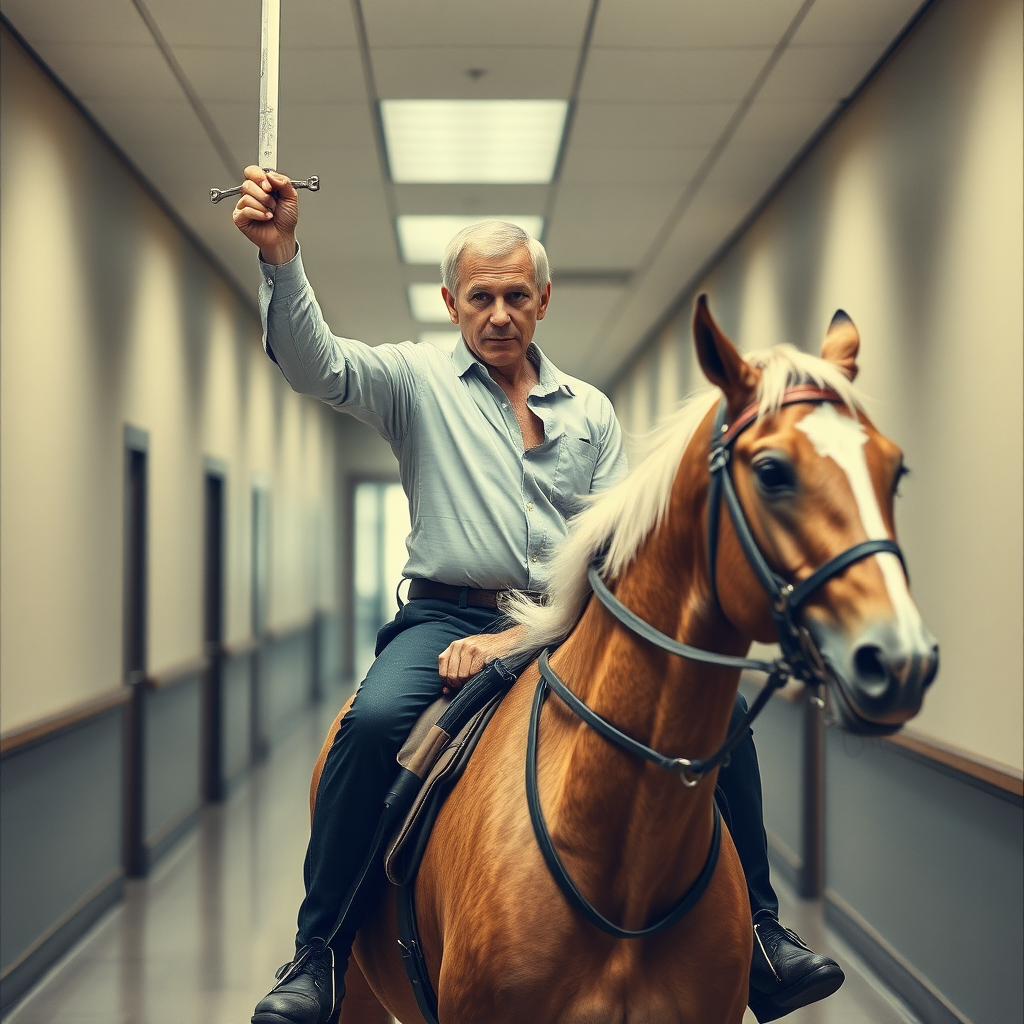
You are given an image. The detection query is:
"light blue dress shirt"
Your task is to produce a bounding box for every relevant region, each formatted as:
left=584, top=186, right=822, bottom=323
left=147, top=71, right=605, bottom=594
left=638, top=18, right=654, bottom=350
left=258, top=247, right=627, bottom=591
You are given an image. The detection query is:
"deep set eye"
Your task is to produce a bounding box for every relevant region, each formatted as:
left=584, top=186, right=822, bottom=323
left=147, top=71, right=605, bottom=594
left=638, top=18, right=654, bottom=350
left=752, top=455, right=796, bottom=495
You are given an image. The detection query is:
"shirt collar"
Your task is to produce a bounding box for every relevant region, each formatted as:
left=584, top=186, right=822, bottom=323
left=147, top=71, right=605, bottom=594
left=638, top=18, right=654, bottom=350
left=451, top=337, right=575, bottom=398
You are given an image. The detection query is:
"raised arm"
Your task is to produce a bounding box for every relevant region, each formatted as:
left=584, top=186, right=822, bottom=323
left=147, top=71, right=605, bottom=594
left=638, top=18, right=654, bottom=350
left=231, top=166, right=419, bottom=443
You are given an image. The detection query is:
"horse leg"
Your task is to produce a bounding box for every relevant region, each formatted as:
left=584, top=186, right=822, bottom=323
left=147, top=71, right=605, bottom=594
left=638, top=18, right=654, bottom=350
left=310, top=694, right=392, bottom=1024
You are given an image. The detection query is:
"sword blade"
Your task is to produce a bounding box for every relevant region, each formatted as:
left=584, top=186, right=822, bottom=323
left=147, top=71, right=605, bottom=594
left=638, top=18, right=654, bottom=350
left=258, top=0, right=281, bottom=170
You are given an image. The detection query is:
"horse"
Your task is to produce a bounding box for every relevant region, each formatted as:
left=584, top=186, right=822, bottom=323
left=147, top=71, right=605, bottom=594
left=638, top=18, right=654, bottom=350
left=314, top=297, right=938, bottom=1024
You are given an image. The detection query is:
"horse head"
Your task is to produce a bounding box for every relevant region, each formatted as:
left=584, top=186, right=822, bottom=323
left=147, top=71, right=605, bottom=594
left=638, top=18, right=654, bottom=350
left=693, top=297, right=938, bottom=734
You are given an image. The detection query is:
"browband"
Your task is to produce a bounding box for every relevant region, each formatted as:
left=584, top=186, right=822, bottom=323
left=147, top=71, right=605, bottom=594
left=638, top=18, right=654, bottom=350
left=718, top=385, right=847, bottom=449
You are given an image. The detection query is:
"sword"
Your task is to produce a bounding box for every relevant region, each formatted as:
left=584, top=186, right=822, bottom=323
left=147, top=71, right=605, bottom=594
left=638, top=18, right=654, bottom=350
left=210, top=0, right=319, bottom=203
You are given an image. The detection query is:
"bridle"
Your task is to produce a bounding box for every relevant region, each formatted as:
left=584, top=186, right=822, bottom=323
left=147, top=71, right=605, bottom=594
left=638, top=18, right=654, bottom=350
left=527, top=385, right=908, bottom=938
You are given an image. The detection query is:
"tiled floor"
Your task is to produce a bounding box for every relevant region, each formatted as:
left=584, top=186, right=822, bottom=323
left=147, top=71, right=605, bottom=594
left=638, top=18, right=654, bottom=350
left=6, top=703, right=919, bottom=1024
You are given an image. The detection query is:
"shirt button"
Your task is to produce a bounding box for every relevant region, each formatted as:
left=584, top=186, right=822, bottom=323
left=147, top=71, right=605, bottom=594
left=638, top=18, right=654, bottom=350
left=526, top=502, right=534, bottom=512
left=531, top=555, right=538, bottom=563
left=266, top=278, right=273, bottom=285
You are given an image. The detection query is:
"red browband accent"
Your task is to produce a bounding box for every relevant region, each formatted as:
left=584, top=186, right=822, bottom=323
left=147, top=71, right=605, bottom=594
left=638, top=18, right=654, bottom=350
left=719, top=385, right=846, bottom=449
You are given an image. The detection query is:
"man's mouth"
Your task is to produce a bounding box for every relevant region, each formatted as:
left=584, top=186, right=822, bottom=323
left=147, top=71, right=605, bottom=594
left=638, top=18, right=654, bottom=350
left=482, top=336, right=516, bottom=343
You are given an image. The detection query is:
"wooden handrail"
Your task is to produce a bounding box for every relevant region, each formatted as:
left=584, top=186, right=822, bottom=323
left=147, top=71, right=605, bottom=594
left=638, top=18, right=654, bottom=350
left=262, top=613, right=319, bottom=643
left=885, top=728, right=1023, bottom=798
left=221, top=636, right=260, bottom=658
left=146, top=654, right=210, bottom=690
left=0, top=688, right=130, bottom=757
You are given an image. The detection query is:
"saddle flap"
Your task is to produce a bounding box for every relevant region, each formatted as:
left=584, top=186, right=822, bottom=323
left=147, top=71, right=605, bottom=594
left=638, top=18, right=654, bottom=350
left=397, top=696, right=452, bottom=777
left=385, top=694, right=502, bottom=885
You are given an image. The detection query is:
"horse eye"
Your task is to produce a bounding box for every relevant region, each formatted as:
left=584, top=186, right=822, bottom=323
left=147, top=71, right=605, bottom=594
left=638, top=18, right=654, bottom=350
left=894, top=461, right=910, bottom=496
left=753, top=456, right=796, bottom=495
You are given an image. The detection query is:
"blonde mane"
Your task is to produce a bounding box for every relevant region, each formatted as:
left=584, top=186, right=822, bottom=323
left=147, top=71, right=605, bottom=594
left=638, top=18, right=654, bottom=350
left=502, top=344, right=864, bottom=657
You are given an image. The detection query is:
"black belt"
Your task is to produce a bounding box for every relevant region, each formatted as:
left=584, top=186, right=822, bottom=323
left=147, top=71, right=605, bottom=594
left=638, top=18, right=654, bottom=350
left=407, top=579, right=542, bottom=610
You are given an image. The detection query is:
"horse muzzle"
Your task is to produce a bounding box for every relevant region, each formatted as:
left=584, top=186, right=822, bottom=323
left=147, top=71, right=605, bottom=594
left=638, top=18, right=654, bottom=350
left=811, top=620, right=939, bottom=736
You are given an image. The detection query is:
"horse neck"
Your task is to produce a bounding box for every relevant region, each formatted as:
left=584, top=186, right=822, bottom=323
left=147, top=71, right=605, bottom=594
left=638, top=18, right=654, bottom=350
left=548, top=424, right=749, bottom=928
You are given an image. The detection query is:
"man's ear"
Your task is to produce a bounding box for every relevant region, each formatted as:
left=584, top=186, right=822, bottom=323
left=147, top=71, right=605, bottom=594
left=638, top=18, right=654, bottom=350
left=820, top=310, right=860, bottom=380
left=536, top=281, right=551, bottom=321
left=441, top=286, right=459, bottom=325
left=693, top=295, right=757, bottom=408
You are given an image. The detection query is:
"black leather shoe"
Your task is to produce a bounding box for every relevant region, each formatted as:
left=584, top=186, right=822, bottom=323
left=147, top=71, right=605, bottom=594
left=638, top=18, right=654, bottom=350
left=748, top=915, right=845, bottom=1022
left=252, top=938, right=341, bottom=1024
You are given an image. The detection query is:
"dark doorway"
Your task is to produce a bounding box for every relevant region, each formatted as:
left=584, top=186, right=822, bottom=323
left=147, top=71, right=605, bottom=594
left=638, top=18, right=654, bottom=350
left=250, top=486, right=269, bottom=760
left=202, top=467, right=226, bottom=801
left=123, top=426, right=149, bottom=877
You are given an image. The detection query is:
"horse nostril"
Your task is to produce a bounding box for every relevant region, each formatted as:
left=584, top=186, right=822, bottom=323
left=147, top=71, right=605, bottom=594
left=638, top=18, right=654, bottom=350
left=853, top=643, right=891, bottom=696
left=922, top=645, right=940, bottom=689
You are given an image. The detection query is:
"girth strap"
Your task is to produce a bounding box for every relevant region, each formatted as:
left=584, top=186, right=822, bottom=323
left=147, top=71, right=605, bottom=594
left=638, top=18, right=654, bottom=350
left=526, top=669, right=722, bottom=939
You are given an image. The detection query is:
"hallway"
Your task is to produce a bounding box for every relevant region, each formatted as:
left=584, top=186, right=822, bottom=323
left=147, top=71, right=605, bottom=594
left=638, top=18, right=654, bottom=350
left=6, top=701, right=920, bottom=1024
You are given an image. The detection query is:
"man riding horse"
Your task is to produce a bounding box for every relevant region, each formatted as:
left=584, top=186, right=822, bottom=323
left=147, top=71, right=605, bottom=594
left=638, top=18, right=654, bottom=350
left=231, top=167, right=845, bottom=1024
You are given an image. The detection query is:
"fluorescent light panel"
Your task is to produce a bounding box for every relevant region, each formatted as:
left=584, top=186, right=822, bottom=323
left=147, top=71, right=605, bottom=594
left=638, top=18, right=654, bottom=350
left=397, top=215, right=545, bottom=264
left=419, top=331, right=462, bottom=353
left=381, top=100, right=568, bottom=184
left=408, top=283, right=451, bottom=323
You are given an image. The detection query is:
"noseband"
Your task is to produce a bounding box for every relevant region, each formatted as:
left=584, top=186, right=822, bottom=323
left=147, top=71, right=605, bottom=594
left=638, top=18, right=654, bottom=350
left=527, top=385, right=908, bottom=938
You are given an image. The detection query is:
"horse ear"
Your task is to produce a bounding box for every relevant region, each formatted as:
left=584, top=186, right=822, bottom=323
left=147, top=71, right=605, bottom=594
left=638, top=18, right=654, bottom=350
left=693, top=295, right=757, bottom=404
left=821, top=310, right=860, bottom=381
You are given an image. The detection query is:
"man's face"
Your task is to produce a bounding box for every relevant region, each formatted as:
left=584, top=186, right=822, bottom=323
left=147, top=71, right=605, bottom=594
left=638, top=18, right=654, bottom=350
left=441, top=245, right=551, bottom=371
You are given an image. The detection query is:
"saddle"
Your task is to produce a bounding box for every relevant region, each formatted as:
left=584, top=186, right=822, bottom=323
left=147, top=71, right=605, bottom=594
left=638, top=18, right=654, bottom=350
left=384, top=688, right=504, bottom=885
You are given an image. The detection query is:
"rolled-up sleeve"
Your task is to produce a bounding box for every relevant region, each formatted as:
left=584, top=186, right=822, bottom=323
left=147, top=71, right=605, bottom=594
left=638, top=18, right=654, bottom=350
left=258, top=246, right=420, bottom=444
left=590, top=396, right=628, bottom=492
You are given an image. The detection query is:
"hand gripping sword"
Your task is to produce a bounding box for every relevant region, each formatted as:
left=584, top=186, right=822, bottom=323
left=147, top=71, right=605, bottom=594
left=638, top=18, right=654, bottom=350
left=210, top=0, right=319, bottom=203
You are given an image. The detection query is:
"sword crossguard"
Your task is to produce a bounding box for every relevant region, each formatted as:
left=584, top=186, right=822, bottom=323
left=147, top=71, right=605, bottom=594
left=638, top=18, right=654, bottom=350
left=210, top=175, right=320, bottom=204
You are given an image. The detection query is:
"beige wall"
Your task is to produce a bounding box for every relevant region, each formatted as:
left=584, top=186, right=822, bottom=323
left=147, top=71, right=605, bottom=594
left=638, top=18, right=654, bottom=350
left=610, top=0, right=1023, bottom=770
left=0, top=27, right=342, bottom=731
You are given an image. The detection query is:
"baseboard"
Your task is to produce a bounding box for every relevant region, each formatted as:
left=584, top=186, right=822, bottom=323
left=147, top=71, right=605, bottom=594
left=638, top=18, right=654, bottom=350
left=0, top=868, right=123, bottom=1016
left=824, top=888, right=974, bottom=1024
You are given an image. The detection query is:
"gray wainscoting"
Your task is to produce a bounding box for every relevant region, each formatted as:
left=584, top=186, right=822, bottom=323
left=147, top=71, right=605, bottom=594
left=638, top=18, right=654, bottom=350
left=746, top=671, right=1023, bottom=1024
left=825, top=732, right=1023, bottom=1024
left=143, top=674, right=202, bottom=869
left=221, top=652, right=253, bottom=787
left=0, top=708, right=124, bottom=1013
left=259, top=627, right=314, bottom=749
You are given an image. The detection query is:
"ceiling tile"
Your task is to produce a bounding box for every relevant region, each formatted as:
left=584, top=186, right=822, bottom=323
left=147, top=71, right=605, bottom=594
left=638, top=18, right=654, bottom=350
left=792, top=0, right=926, bottom=46
left=535, top=284, right=627, bottom=378
left=144, top=0, right=254, bottom=48
left=545, top=184, right=681, bottom=268
left=361, top=0, right=592, bottom=48
left=20, top=41, right=180, bottom=101
left=558, top=145, right=707, bottom=186
left=726, top=96, right=837, bottom=151
left=591, top=0, right=808, bottom=49
left=580, top=46, right=770, bottom=104
left=570, top=101, right=736, bottom=150
left=82, top=96, right=206, bottom=145
left=175, top=45, right=368, bottom=105
left=372, top=46, right=577, bottom=100
left=758, top=42, right=885, bottom=103
left=0, top=0, right=152, bottom=45
left=203, top=101, right=379, bottom=169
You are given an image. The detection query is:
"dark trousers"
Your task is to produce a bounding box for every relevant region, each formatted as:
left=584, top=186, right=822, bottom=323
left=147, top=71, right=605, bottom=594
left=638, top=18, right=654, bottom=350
left=296, top=599, right=779, bottom=948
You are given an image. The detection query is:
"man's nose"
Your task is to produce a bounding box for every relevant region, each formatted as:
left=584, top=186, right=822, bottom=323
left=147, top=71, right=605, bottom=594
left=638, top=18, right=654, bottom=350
left=490, top=303, right=510, bottom=325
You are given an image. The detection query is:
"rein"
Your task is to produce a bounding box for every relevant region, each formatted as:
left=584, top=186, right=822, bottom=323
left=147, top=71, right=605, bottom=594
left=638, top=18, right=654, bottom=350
left=527, top=385, right=909, bottom=938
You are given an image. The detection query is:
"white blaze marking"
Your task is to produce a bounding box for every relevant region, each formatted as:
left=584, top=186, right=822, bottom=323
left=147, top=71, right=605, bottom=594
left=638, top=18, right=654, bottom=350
left=796, top=404, right=925, bottom=647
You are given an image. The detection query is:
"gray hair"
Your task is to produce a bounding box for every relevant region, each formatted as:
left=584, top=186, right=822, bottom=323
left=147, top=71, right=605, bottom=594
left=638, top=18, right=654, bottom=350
left=440, top=220, right=550, bottom=297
